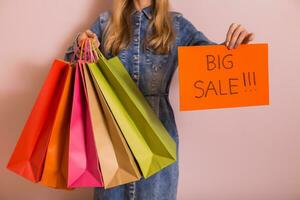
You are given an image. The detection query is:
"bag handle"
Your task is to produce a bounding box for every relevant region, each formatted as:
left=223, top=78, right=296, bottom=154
left=90, top=39, right=99, bottom=61
left=70, top=40, right=84, bottom=63
left=70, top=37, right=101, bottom=63
left=89, top=40, right=106, bottom=61
left=87, top=39, right=96, bottom=62
left=80, top=38, right=92, bottom=62
left=82, top=38, right=97, bottom=62
left=79, top=39, right=87, bottom=60
left=73, top=38, right=106, bottom=63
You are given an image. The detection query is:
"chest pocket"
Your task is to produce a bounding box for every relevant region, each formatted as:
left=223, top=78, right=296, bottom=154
left=145, top=47, right=169, bottom=94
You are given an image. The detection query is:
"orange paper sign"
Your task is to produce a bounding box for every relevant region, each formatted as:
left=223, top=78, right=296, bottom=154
left=178, top=43, right=269, bottom=111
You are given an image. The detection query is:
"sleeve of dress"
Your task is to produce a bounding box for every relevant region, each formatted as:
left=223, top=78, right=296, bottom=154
left=63, top=15, right=102, bottom=62
left=179, top=15, right=218, bottom=46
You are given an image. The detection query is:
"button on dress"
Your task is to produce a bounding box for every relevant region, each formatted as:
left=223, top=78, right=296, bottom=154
left=64, top=5, right=217, bottom=200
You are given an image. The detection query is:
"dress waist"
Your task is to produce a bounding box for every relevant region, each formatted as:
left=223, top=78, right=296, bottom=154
left=143, top=92, right=169, bottom=97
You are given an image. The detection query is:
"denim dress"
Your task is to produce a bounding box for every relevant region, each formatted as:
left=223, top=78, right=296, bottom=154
left=64, top=5, right=216, bottom=200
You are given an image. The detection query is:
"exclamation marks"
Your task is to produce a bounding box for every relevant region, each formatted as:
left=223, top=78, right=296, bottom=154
left=243, top=72, right=256, bottom=92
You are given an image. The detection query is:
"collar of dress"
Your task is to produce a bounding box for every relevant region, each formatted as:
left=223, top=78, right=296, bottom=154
left=131, top=4, right=153, bottom=20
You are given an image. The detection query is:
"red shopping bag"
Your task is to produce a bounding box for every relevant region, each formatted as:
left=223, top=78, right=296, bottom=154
left=7, top=59, right=71, bottom=182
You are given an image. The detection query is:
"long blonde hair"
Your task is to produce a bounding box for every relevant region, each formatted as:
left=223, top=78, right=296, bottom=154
left=103, top=0, right=175, bottom=55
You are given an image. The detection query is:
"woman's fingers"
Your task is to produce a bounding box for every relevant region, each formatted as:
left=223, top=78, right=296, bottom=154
left=234, top=30, right=248, bottom=49
left=228, top=24, right=244, bottom=49
left=232, top=31, right=255, bottom=49
left=85, top=30, right=100, bottom=47
left=225, top=23, right=239, bottom=47
left=77, top=32, right=86, bottom=45
left=77, top=30, right=101, bottom=47
left=93, top=39, right=101, bottom=48
left=86, top=30, right=98, bottom=42
left=242, top=32, right=255, bottom=44
left=86, top=30, right=95, bottom=38
left=225, top=23, right=254, bottom=49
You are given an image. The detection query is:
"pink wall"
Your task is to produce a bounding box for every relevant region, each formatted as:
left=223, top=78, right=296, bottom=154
left=0, top=0, right=299, bottom=199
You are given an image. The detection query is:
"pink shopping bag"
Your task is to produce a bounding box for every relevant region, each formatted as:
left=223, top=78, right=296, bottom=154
left=67, top=61, right=104, bottom=188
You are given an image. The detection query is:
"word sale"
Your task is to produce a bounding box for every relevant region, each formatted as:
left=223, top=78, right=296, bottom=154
left=193, top=54, right=257, bottom=99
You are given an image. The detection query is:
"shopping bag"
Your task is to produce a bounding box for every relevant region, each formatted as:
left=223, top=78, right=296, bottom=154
left=6, top=59, right=71, bottom=182
left=39, top=65, right=74, bottom=189
left=80, top=63, right=141, bottom=188
left=88, top=49, right=177, bottom=178
left=68, top=61, right=104, bottom=188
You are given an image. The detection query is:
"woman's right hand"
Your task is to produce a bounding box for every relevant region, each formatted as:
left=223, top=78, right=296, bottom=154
left=77, top=29, right=100, bottom=48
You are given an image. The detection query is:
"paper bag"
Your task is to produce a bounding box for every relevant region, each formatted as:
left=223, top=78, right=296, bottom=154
left=88, top=53, right=176, bottom=178
left=68, top=62, right=104, bottom=187
left=7, top=59, right=71, bottom=182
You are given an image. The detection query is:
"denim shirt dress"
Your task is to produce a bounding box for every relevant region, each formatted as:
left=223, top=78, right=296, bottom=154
left=64, top=5, right=217, bottom=200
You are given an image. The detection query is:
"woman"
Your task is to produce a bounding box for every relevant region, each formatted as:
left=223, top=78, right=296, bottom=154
left=64, top=0, right=254, bottom=199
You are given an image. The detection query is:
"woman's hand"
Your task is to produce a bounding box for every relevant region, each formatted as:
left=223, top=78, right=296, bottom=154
left=77, top=29, right=100, bottom=48
left=224, top=23, right=255, bottom=49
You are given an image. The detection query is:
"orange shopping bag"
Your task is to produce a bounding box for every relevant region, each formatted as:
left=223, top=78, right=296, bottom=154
left=39, top=64, right=74, bottom=189
left=6, top=59, right=72, bottom=182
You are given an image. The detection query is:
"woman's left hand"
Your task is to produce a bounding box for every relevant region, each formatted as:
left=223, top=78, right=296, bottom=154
left=224, top=23, right=255, bottom=49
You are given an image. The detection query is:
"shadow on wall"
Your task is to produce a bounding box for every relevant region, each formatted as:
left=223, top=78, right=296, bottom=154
left=0, top=1, right=109, bottom=200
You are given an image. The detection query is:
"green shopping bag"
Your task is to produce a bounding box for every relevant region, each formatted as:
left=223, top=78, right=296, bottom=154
left=87, top=49, right=176, bottom=178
